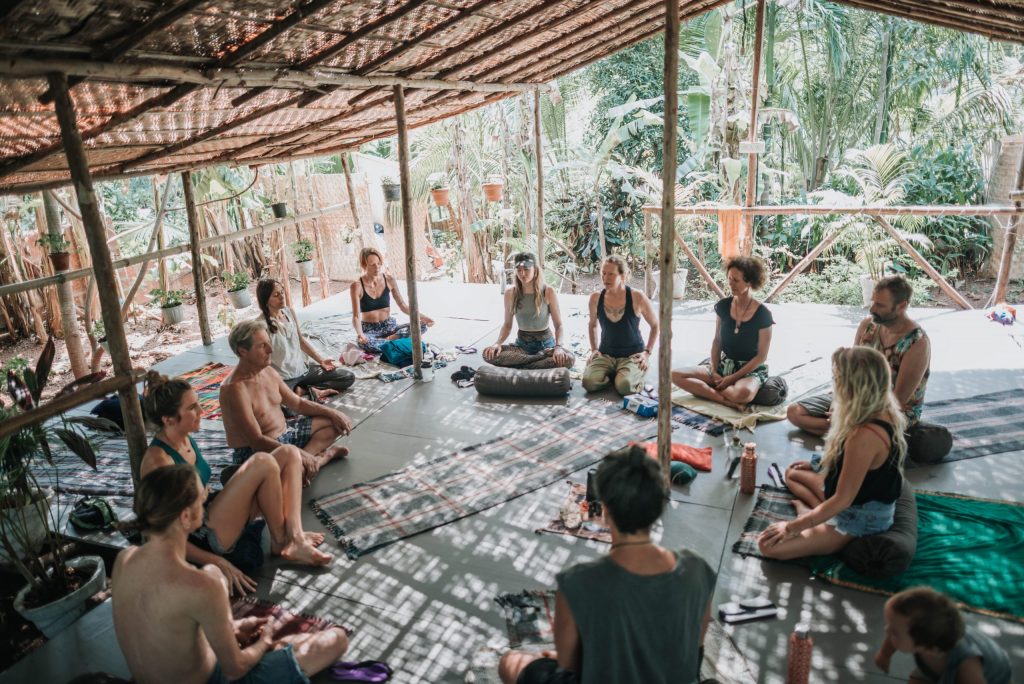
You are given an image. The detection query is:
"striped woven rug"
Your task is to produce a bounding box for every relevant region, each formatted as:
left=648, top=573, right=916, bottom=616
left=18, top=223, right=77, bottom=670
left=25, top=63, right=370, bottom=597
left=917, top=388, right=1024, bottom=463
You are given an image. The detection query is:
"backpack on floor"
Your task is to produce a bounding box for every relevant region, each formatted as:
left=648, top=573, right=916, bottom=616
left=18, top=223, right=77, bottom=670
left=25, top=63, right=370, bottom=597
left=379, top=338, right=427, bottom=367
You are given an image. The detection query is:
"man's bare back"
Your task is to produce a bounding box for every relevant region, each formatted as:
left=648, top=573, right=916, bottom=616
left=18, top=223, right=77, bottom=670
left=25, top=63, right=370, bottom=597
left=220, top=366, right=289, bottom=448
left=112, top=545, right=220, bottom=684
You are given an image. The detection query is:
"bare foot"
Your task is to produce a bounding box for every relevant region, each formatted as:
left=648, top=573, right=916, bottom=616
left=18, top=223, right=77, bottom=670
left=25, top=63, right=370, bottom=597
left=304, top=531, right=325, bottom=547
left=311, top=387, right=339, bottom=402
left=792, top=499, right=811, bottom=516
left=317, top=445, right=349, bottom=465
left=278, top=540, right=332, bottom=567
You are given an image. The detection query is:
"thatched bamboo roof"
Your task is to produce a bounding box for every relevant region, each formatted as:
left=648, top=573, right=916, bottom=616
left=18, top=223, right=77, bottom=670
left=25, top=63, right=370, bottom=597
left=0, top=0, right=1022, bottom=195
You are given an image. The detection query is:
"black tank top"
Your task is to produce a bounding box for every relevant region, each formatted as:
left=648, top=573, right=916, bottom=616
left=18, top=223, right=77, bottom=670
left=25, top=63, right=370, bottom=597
left=359, top=277, right=391, bottom=313
left=597, top=286, right=645, bottom=357
left=823, top=420, right=903, bottom=505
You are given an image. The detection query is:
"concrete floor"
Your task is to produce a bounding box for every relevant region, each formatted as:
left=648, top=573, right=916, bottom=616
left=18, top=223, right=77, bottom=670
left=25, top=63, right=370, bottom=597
left=4, top=280, right=1023, bottom=683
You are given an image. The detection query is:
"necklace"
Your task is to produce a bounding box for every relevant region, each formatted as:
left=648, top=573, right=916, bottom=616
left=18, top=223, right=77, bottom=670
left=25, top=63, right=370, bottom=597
left=733, top=296, right=755, bottom=334
left=610, top=539, right=653, bottom=550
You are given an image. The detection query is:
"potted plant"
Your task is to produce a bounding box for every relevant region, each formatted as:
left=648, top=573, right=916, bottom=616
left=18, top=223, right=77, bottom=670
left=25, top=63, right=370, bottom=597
left=482, top=177, right=504, bottom=202
left=292, top=237, right=316, bottom=277
left=150, top=288, right=189, bottom=325
left=91, top=320, right=108, bottom=355
left=1, top=339, right=114, bottom=638
left=36, top=233, right=72, bottom=272
left=429, top=176, right=450, bottom=206
left=381, top=176, right=401, bottom=203
left=340, top=227, right=357, bottom=257
left=271, top=201, right=289, bottom=219
left=222, top=270, right=252, bottom=309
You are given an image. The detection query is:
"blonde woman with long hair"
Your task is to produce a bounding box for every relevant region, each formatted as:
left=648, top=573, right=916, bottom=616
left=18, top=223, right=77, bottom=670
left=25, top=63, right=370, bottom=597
left=483, top=252, right=574, bottom=369
left=759, top=346, right=907, bottom=560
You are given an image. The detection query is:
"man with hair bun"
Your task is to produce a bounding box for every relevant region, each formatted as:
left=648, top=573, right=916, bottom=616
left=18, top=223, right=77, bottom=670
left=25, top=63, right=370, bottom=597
left=788, top=275, right=952, bottom=464
left=112, top=465, right=348, bottom=684
left=220, top=319, right=353, bottom=485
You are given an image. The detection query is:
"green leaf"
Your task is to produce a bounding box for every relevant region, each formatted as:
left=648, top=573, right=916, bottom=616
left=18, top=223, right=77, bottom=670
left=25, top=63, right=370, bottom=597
left=52, top=428, right=97, bottom=470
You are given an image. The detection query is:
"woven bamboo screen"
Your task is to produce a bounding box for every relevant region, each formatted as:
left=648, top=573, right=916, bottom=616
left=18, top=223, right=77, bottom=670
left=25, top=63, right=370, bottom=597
left=0, top=0, right=1022, bottom=195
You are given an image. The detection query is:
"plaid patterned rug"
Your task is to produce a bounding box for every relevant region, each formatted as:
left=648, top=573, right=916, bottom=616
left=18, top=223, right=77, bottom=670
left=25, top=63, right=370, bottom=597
left=301, top=314, right=399, bottom=380
left=32, top=427, right=236, bottom=497
left=534, top=481, right=611, bottom=544
left=310, top=400, right=655, bottom=559
left=231, top=596, right=351, bottom=638
left=917, top=388, right=1024, bottom=463
left=180, top=362, right=234, bottom=420
left=733, top=486, right=1024, bottom=622
left=671, top=405, right=727, bottom=436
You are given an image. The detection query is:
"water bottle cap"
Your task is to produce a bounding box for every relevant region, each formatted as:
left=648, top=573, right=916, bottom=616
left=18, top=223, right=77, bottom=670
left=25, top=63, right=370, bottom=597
left=794, top=624, right=810, bottom=638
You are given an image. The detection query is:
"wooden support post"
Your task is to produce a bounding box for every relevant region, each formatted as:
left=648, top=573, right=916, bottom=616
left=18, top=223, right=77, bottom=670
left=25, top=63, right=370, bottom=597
left=674, top=230, right=726, bottom=298
left=657, top=0, right=680, bottom=485
left=534, top=88, right=545, bottom=271
left=873, top=217, right=973, bottom=310
left=993, top=146, right=1024, bottom=304
left=644, top=211, right=654, bottom=298
left=48, top=71, right=147, bottom=484
left=741, top=0, right=767, bottom=256
left=394, top=85, right=423, bottom=378
left=341, top=153, right=363, bottom=237
left=42, top=191, right=88, bottom=378
left=182, top=171, right=213, bottom=344
left=764, top=230, right=842, bottom=302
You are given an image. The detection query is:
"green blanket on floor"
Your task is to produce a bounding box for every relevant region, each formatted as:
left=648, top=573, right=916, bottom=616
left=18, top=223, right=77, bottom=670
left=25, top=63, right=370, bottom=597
left=737, top=489, right=1024, bottom=622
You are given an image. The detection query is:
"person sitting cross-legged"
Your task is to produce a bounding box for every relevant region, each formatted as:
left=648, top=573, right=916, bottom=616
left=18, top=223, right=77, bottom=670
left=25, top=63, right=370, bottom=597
left=220, top=319, right=352, bottom=486
left=672, top=256, right=774, bottom=410
left=759, top=346, right=907, bottom=561
left=350, top=247, right=433, bottom=354
left=498, top=445, right=716, bottom=684
left=112, top=465, right=348, bottom=684
left=581, top=255, right=659, bottom=396
left=788, top=275, right=952, bottom=464
left=140, top=370, right=330, bottom=583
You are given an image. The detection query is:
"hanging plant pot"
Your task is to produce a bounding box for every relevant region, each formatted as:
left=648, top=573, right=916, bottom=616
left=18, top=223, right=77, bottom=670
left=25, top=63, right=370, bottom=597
left=0, top=488, right=53, bottom=567
left=271, top=202, right=289, bottom=219
left=382, top=183, right=401, bottom=203
left=296, top=260, right=315, bottom=277
left=48, top=252, right=71, bottom=272
left=430, top=188, right=450, bottom=206
left=161, top=303, right=185, bottom=325
left=482, top=182, right=504, bottom=202
left=227, top=288, right=252, bottom=309
left=860, top=274, right=876, bottom=307
left=14, top=555, right=106, bottom=638
left=98, top=338, right=110, bottom=355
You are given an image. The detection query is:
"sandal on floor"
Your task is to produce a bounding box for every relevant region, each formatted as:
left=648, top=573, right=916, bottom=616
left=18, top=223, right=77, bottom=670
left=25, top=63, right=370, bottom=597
left=329, top=660, right=393, bottom=682
left=450, top=365, right=476, bottom=382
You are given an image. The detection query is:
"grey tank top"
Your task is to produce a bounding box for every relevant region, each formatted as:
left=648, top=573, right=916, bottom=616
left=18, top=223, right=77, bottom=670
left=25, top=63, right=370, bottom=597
left=557, top=548, right=716, bottom=684
left=914, top=626, right=1011, bottom=684
left=515, top=290, right=550, bottom=331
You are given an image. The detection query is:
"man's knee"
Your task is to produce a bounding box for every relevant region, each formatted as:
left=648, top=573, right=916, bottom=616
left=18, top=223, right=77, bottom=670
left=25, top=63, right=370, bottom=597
left=582, top=373, right=609, bottom=393
left=273, top=444, right=303, bottom=466
left=614, top=374, right=639, bottom=396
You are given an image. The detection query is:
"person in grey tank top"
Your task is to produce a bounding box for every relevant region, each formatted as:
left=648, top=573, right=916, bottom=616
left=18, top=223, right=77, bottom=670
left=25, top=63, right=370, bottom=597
left=483, top=252, right=574, bottom=369
left=876, top=587, right=1011, bottom=684
left=498, top=446, right=717, bottom=684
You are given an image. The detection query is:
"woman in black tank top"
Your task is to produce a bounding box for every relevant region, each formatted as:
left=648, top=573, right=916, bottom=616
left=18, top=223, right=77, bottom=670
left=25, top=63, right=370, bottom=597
left=759, top=347, right=907, bottom=561
left=349, top=247, right=434, bottom=353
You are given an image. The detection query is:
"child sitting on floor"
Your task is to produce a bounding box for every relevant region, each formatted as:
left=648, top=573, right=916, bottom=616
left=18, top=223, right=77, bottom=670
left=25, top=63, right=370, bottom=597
left=875, top=586, right=1011, bottom=683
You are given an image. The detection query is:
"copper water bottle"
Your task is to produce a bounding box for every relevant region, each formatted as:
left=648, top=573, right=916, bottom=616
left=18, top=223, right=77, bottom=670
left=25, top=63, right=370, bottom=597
left=739, top=442, right=757, bottom=495
left=786, top=624, right=813, bottom=684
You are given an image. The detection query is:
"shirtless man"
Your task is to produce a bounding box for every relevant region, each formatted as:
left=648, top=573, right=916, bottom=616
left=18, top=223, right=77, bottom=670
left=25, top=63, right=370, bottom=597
left=220, top=320, right=352, bottom=485
left=113, top=465, right=347, bottom=684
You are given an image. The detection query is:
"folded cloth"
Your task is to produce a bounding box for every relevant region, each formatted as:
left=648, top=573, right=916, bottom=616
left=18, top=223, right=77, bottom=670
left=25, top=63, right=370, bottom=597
left=634, top=440, right=712, bottom=472
left=340, top=343, right=366, bottom=366
left=330, top=660, right=393, bottom=682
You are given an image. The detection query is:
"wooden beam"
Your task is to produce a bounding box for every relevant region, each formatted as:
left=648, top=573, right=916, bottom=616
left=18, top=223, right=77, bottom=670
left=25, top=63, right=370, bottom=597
left=742, top=0, right=766, bottom=256
left=764, top=230, right=842, bottom=302
left=393, top=85, right=424, bottom=379
left=341, top=153, right=362, bottom=235
left=42, top=190, right=88, bottom=378
left=643, top=211, right=655, bottom=298
left=675, top=229, right=725, bottom=298
left=535, top=88, right=545, bottom=271
left=47, top=71, right=148, bottom=485
left=839, top=0, right=1023, bottom=43
left=873, top=217, right=973, bottom=310
left=640, top=204, right=1024, bottom=217
left=182, top=171, right=212, bottom=344
left=657, top=0, right=680, bottom=485
left=993, top=145, right=1024, bottom=304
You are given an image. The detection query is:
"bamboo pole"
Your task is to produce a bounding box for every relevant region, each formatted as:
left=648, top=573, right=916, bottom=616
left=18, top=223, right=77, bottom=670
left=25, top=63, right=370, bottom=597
left=120, top=175, right=174, bottom=320
left=48, top=71, right=147, bottom=485
left=643, top=211, right=654, bottom=298
left=534, top=87, right=545, bottom=271
left=764, top=230, right=842, bottom=302
left=182, top=171, right=213, bottom=344
left=341, top=154, right=363, bottom=239
left=394, top=85, right=423, bottom=379
left=657, top=0, right=680, bottom=485
left=0, top=205, right=347, bottom=299
left=42, top=191, right=87, bottom=378
left=993, top=146, right=1024, bottom=304
left=742, top=0, right=767, bottom=257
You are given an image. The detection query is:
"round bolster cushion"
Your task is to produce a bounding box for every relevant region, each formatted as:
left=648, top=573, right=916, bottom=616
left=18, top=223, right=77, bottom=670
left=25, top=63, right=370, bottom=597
left=753, top=375, right=788, bottom=406
left=839, top=480, right=918, bottom=578
left=474, top=365, right=572, bottom=397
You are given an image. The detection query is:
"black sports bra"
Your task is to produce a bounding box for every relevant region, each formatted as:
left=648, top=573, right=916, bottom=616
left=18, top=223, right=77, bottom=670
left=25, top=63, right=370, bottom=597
left=359, top=277, right=391, bottom=313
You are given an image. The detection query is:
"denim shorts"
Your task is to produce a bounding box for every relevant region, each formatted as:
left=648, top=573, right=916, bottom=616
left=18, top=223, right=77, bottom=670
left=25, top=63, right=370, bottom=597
left=827, top=500, right=896, bottom=537
left=515, top=328, right=556, bottom=355
left=208, top=644, right=310, bottom=684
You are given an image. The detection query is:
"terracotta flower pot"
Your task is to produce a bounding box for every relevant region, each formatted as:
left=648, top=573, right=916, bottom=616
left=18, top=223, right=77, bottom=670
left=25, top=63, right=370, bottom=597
left=48, top=252, right=71, bottom=271
left=382, top=183, right=401, bottom=202
left=430, top=188, right=450, bottom=205
left=482, top=182, right=504, bottom=202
